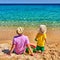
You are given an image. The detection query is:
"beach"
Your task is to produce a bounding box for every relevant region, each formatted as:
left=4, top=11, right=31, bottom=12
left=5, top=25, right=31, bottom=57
left=0, top=4, right=60, bottom=60
left=0, top=27, right=60, bottom=60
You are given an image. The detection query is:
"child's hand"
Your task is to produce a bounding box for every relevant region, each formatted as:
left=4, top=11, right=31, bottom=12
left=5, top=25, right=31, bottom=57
left=35, top=39, right=37, bottom=41
left=7, top=52, right=11, bottom=56
left=30, top=53, right=34, bottom=56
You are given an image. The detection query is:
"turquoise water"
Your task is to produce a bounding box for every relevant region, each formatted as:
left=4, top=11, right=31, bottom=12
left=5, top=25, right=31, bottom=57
left=0, top=4, right=60, bottom=28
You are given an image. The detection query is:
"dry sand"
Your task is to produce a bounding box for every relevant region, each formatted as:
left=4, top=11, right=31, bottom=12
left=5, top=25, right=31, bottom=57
left=0, top=27, right=60, bottom=60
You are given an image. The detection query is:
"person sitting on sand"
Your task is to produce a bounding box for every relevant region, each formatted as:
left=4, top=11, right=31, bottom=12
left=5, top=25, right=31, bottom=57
left=9, top=27, right=33, bottom=55
left=35, top=25, right=47, bottom=54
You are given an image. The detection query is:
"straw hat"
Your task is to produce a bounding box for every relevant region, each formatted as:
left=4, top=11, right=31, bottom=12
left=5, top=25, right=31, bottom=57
left=16, top=27, right=24, bottom=34
left=39, top=25, right=47, bottom=34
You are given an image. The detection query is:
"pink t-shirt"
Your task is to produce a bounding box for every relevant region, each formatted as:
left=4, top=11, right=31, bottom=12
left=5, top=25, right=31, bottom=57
left=12, top=35, right=29, bottom=54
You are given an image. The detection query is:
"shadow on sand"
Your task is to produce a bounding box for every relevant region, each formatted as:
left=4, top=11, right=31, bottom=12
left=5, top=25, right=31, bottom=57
left=2, top=49, right=10, bottom=54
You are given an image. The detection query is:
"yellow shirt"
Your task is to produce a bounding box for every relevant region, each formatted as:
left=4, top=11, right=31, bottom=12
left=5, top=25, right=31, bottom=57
left=35, top=33, right=47, bottom=47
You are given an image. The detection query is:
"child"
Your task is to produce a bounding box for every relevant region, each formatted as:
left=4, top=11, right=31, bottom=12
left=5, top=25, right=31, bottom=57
left=9, top=27, right=33, bottom=55
left=35, top=25, right=47, bottom=54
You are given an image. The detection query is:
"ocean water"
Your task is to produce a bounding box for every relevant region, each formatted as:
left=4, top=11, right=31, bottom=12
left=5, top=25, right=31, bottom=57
left=0, top=4, right=60, bottom=28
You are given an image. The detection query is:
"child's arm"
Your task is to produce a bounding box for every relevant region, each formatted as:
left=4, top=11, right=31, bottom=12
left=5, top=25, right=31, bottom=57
left=44, top=34, right=47, bottom=43
left=27, top=44, right=34, bottom=56
left=9, top=44, right=15, bottom=55
left=35, top=38, right=37, bottom=41
left=35, top=33, right=38, bottom=41
left=44, top=38, right=47, bottom=43
left=9, top=37, right=16, bottom=55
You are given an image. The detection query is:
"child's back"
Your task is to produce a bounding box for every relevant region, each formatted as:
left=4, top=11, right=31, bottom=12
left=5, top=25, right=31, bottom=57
left=36, top=33, right=46, bottom=47
left=13, top=35, right=29, bottom=54
left=35, top=25, right=47, bottom=52
left=9, top=27, right=33, bottom=55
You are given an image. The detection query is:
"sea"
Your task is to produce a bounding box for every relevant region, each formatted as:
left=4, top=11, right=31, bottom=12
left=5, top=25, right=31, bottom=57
left=0, top=4, right=60, bottom=28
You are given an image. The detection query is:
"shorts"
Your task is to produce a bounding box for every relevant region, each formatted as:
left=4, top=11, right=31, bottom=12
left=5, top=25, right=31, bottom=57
left=36, top=46, right=44, bottom=52
left=26, top=47, right=36, bottom=53
left=26, top=46, right=44, bottom=53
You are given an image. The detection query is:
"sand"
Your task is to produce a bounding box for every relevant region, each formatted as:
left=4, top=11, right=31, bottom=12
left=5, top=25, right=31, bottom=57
left=0, top=27, right=60, bottom=60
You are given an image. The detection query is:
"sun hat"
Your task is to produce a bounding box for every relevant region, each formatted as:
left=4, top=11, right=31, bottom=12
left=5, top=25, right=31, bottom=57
left=39, top=25, right=47, bottom=34
left=16, top=27, right=24, bottom=34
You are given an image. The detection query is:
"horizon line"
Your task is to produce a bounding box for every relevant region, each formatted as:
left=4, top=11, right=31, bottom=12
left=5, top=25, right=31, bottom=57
left=0, top=3, right=60, bottom=5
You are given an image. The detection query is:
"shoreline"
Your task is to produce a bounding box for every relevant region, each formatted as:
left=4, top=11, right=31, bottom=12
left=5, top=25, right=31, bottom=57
left=0, top=27, right=60, bottom=42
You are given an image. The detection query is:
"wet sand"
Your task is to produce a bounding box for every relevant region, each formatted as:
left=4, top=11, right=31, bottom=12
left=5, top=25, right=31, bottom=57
left=0, top=27, right=60, bottom=60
